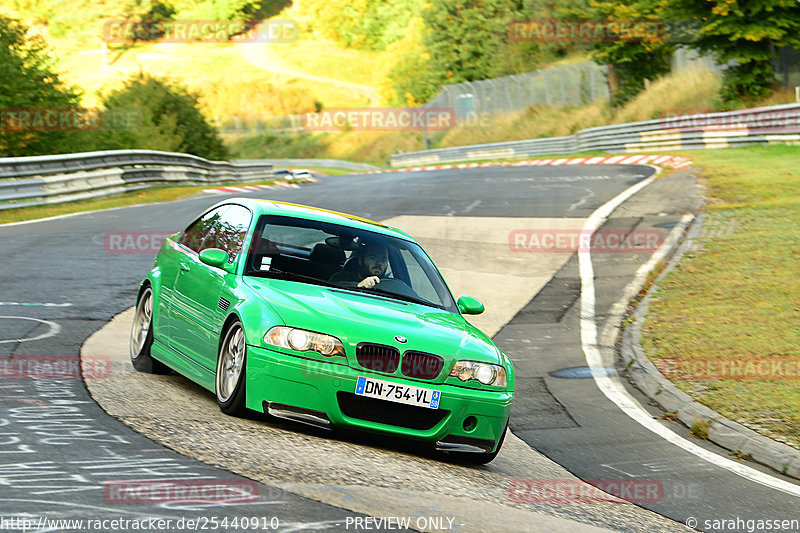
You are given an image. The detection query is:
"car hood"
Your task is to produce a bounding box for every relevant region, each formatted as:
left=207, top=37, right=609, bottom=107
left=244, top=278, right=500, bottom=372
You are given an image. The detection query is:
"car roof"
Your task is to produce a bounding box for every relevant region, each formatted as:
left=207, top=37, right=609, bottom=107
left=212, top=197, right=415, bottom=242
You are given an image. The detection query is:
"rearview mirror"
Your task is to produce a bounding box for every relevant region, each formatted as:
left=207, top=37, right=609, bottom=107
left=199, top=248, right=231, bottom=270
left=457, top=296, right=484, bottom=315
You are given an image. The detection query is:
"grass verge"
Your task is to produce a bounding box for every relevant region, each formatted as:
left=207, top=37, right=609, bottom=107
left=642, top=144, right=800, bottom=449
left=303, top=167, right=359, bottom=176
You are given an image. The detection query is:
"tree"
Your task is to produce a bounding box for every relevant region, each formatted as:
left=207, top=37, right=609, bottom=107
left=662, top=0, right=800, bottom=103
left=566, top=0, right=674, bottom=106
left=294, top=0, right=422, bottom=51
left=423, top=0, right=520, bottom=85
left=99, top=73, right=228, bottom=160
left=388, top=0, right=524, bottom=105
left=386, top=16, right=439, bottom=105
left=0, top=14, right=85, bottom=157
left=121, top=0, right=177, bottom=42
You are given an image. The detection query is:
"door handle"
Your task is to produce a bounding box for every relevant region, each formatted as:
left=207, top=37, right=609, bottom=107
left=179, top=263, right=190, bottom=272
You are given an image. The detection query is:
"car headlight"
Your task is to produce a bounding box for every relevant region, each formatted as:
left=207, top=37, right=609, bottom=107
left=264, top=326, right=345, bottom=357
left=449, top=361, right=507, bottom=387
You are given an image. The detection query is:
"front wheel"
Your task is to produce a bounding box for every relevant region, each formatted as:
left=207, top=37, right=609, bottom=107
left=216, top=320, right=248, bottom=416
left=130, top=286, right=169, bottom=374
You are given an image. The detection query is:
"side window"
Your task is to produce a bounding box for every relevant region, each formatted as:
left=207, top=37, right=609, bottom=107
left=215, top=205, right=252, bottom=262
left=179, top=206, right=227, bottom=253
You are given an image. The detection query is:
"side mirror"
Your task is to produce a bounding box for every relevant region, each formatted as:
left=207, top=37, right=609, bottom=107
left=199, top=248, right=231, bottom=271
left=457, top=296, right=484, bottom=315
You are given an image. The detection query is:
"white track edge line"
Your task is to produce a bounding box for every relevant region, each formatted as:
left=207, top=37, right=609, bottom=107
left=578, top=169, right=800, bottom=498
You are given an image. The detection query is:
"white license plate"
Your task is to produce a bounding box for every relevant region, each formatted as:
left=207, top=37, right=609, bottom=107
left=355, top=376, right=441, bottom=409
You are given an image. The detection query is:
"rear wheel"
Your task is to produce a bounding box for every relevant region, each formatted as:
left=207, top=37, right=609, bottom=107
left=130, top=286, right=169, bottom=374
left=216, top=320, right=248, bottom=416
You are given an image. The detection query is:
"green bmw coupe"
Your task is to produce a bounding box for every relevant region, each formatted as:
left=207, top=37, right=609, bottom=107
left=131, top=198, right=514, bottom=462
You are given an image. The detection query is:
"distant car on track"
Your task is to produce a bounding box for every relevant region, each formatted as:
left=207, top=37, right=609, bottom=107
left=130, top=198, right=514, bottom=462
left=289, top=169, right=313, bottom=180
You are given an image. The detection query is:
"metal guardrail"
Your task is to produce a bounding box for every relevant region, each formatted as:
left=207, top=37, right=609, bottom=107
left=4, top=103, right=798, bottom=210
left=390, top=103, right=800, bottom=167
left=0, top=150, right=273, bottom=211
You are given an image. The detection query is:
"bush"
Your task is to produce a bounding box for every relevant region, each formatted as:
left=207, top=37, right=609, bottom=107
left=98, top=73, right=228, bottom=160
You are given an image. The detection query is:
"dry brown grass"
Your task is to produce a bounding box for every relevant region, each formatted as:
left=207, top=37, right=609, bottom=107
left=613, top=66, right=722, bottom=124
left=438, top=101, right=611, bottom=148
left=234, top=66, right=723, bottom=163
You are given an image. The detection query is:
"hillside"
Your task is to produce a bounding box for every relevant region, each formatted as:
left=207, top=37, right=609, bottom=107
left=3, top=0, right=403, bottom=126
left=3, top=0, right=797, bottom=165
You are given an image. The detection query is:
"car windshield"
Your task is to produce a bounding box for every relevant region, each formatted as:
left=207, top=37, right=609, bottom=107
left=244, top=214, right=457, bottom=312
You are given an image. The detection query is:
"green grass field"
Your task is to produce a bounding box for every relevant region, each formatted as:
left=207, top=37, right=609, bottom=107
left=642, top=144, right=800, bottom=449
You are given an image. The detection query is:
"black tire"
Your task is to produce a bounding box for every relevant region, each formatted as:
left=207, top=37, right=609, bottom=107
left=130, top=286, right=170, bottom=374
left=216, top=320, right=248, bottom=416
left=450, top=422, right=508, bottom=465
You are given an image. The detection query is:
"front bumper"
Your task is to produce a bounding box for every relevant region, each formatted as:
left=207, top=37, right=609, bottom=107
left=245, top=345, right=513, bottom=451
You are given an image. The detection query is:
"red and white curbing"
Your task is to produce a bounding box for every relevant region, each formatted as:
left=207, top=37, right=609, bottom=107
left=204, top=155, right=691, bottom=191
left=204, top=181, right=307, bottom=195
left=369, top=154, right=692, bottom=174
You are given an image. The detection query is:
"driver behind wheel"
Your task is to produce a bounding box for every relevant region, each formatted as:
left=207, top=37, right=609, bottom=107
left=329, top=243, right=388, bottom=288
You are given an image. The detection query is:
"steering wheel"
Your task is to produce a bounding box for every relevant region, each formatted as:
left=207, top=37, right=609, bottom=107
left=372, top=277, right=422, bottom=299
left=374, top=277, right=408, bottom=288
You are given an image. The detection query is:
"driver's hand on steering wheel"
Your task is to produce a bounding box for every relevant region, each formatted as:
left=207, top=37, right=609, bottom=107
left=357, top=276, right=381, bottom=289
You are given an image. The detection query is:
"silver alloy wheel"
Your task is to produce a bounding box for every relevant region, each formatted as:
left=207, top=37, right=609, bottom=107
left=217, top=324, right=245, bottom=403
left=130, top=289, right=153, bottom=358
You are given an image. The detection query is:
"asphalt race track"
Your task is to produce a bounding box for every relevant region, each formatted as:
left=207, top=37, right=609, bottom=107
left=1, top=165, right=798, bottom=532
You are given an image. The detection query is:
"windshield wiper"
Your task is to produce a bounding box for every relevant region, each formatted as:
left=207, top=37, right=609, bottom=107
left=250, top=268, right=343, bottom=289
left=363, top=287, right=443, bottom=309
left=251, top=269, right=445, bottom=309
